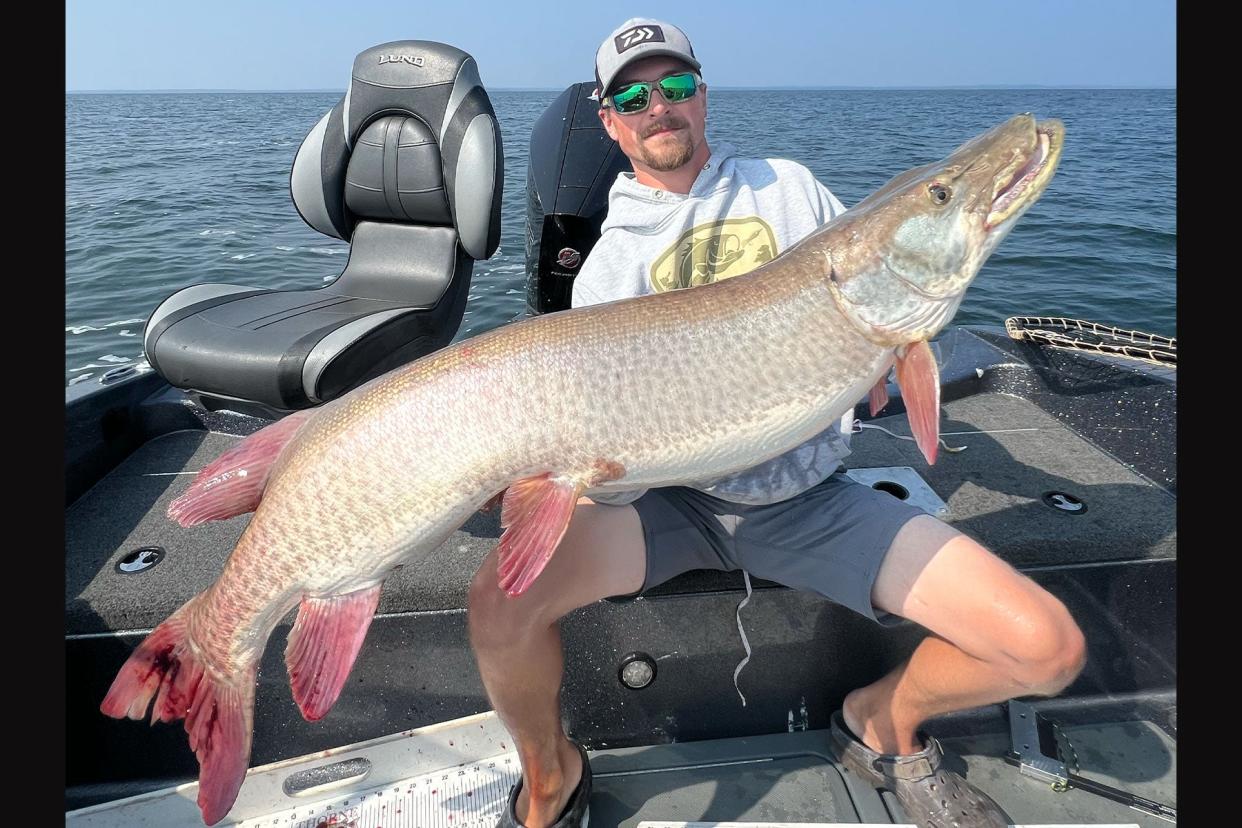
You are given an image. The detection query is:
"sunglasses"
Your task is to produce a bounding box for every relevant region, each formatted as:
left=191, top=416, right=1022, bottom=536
left=604, top=71, right=702, bottom=115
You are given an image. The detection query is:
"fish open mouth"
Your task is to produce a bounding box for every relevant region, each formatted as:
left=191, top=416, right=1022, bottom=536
left=986, top=121, right=1063, bottom=228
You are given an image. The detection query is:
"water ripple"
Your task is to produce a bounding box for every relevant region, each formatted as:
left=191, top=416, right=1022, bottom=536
left=66, top=89, right=1175, bottom=385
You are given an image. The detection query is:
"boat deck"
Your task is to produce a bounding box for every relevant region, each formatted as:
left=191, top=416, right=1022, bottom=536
left=67, top=390, right=1176, bottom=634
left=65, top=335, right=1177, bottom=818
left=66, top=711, right=1176, bottom=827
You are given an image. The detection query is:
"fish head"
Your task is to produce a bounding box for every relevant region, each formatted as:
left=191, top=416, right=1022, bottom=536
left=825, top=113, right=1064, bottom=346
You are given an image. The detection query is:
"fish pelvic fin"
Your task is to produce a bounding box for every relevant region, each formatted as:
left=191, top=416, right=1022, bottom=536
left=100, top=597, right=257, bottom=826
left=894, top=340, right=942, bottom=465
left=496, top=461, right=626, bottom=597
left=168, top=409, right=315, bottom=527
left=285, top=584, right=383, bottom=722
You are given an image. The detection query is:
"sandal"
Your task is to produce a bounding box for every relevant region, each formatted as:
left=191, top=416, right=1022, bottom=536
left=498, top=741, right=591, bottom=828
left=830, top=710, right=1010, bottom=828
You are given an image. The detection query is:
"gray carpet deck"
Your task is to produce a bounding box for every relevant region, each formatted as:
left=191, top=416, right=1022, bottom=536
left=66, top=392, right=1175, bottom=635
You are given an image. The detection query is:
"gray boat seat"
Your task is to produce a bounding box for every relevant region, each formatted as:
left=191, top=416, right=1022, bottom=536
left=144, top=40, right=502, bottom=411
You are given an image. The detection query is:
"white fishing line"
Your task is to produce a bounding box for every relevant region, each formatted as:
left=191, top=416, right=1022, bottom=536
left=851, top=419, right=1047, bottom=452
left=852, top=421, right=968, bottom=453
left=732, top=570, right=754, bottom=707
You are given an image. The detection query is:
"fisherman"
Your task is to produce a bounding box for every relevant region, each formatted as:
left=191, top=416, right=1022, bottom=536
left=470, top=18, right=1087, bottom=828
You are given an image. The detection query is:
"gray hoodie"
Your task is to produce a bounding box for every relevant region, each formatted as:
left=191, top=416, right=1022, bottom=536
left=572, top=143, right=857, bottom=506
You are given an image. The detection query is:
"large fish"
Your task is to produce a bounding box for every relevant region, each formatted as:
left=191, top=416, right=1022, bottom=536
left=101, top=113, right=1063, bottom=824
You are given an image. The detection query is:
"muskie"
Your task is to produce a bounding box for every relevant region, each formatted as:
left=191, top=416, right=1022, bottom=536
left=102, top=113, right=1063, bottom=824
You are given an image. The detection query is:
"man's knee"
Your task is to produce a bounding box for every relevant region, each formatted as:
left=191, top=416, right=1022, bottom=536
left=467, top=556, right=517, bottom=647
left=881, top=522, right=1088, bottom=696
left=467, top=554, right=501, bottom=619
left=999, top=593, right=1087, bottom=695
left=467, top=499, right=647, bottom=648
left=467, top=552, right=558, bottom=648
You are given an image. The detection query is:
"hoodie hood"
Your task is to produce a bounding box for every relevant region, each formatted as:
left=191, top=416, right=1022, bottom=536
left=602, top=142, right=740, bottom=233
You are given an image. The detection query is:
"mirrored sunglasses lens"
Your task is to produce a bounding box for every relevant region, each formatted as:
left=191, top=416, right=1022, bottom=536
left=612, top=83, right=650, bottom=113
left=659, top=74, right=698, bottom=102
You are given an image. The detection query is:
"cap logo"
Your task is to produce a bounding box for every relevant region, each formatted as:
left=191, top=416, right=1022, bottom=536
left=615, top=25, right=665, bottom=53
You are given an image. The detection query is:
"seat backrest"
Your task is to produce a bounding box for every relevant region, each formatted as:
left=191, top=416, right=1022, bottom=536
left=289, top=40, right=503, bottom=264
left=139, top=41, right=503, bottom=415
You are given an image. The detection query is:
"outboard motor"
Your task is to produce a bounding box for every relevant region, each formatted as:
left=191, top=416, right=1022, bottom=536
left=144, top=41, right=503, bottom=413
left=525, top=82, right=630, bottom=315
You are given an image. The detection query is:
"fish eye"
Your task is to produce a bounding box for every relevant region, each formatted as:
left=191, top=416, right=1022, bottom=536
left=929, top=183, right=952, bottom=205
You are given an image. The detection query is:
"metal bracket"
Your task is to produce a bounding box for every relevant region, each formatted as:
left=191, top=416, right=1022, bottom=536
left=1004, top=701, right=1177, bottom=822
left=841, top=466, right=949, bottom=517
left=1006, top=699, right=1069, bottom=789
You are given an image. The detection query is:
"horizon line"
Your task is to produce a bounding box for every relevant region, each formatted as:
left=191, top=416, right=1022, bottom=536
left=68, top=84, right=1177, bottom=94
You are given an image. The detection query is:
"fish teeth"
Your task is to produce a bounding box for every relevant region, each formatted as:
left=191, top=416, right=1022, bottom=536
left=987, top=132, right=1052, bottom=227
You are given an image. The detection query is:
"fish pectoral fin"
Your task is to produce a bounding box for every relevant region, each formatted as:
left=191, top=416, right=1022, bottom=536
left=284, top=584, right=383, bottom=722
left=894, top=340, right=942, bottom=465
left=100, top=597, right=257, bottom=826
left=868, top=376, right=891, bottom=417
left=167, top=409, right=316, bottom=527
left=495, top=473, right=587, bottom=597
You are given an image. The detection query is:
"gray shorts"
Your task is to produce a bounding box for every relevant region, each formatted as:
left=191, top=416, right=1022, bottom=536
left=618, top=472, right=927, bottom=625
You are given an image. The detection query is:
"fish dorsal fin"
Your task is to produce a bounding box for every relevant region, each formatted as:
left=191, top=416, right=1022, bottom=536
left=168, top=409, right=315, bottom=526
left=495, top=461, right=627, bottom=596
left=894, top=340, right=942, bottom=464
left=285, top=584, right=383, bottom=722
left=495, top=473, right=584, bottom=597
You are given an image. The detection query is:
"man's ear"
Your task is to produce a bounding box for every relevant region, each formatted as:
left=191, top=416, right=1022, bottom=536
left=598, top=106, right=618, bottom=141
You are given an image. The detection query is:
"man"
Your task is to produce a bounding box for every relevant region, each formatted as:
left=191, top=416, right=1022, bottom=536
left=470, top=18, right=1087, bottom=828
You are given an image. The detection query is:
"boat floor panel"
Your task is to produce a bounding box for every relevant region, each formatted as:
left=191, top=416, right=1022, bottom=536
left=66, top=392, right=1176, bottom=635
left=67, top=716, right=1176, bottom=827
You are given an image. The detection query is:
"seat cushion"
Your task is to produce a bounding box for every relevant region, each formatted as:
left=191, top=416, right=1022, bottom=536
left=145, top=284, right=468, bottom=410
left=144, top=225, right=472, bottom=410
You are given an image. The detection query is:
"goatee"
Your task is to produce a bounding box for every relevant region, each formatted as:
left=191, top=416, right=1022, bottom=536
left=640, top=129, right=696, bottom=172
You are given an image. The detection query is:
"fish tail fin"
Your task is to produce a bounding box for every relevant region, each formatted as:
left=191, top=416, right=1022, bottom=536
left=101, top=597, right=257, bottom=826
left=285, top=584, right=383, bottom=721
left=168, top=409, right=315, bottom=526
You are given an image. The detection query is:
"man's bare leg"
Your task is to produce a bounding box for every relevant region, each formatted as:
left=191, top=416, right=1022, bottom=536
left=841, top=515, right=1088, bottom=755
left=468, top=498, right=647, bottom=828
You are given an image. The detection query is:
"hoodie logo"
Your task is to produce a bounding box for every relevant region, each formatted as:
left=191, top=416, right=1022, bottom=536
left=650, top=217, right=778, bottom=292
left=615, top=26, right=665, bottom=53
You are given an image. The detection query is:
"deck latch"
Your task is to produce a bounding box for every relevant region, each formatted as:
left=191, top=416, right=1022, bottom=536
left=1004, top=700, right=1176, bottom=822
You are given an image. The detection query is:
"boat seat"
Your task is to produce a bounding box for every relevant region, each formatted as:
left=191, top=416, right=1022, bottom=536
left=144, top=40, right=503, bottom=411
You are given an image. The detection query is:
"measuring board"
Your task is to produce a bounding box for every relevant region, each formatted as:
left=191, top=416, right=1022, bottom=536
left=235, top=755, right=522, bottom=827
left=67, top=712, right=518, bottom=827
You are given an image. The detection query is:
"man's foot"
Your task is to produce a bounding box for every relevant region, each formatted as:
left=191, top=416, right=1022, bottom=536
left=830, top=711, right=1010, bottom=828
left=499, top=741, right=592, bottom=828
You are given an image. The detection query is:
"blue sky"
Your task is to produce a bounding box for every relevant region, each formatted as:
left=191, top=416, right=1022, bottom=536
left=66, top=1, right=1176, bottom=91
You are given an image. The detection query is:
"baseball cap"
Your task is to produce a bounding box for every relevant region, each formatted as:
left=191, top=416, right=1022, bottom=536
left=594, top=18, right=702, bottom=98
